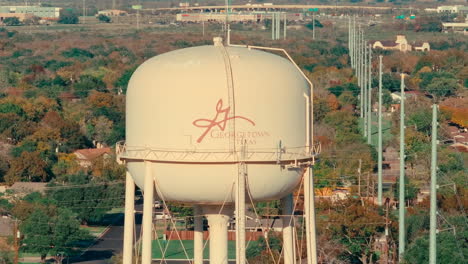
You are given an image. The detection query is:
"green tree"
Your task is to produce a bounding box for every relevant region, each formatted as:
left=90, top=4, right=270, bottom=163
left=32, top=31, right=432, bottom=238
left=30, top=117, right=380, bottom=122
left=21, top=207, right=90, bottom=263
left=3, top=17, right=21, bottom=26
left=114, top=67, right=137, bottom=94
left=97, top=14, right=111, bottom=23
left=424, top=77, right=458, bottom=99
left=73, top=75, right=106, bottom=98
left=393, top=176, right=419, bottom=205
left=402, top=230, right=467, bottom=264
left=58, top=9, right=79, bottom=24
left=47, top=173, right=124, bottom=224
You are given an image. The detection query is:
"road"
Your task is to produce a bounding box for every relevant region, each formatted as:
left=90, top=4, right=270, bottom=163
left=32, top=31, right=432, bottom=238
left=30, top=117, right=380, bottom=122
left=71, top=204, right=143, bottom=264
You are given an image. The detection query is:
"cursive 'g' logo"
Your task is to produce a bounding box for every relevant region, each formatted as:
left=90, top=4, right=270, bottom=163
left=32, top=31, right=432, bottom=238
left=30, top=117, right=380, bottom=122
left=192, top=99, right=255, bottom=143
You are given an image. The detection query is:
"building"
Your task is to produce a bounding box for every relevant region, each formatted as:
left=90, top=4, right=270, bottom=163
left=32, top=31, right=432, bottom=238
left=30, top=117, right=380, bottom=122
left=436, top=5, right=468, bottom=14
left=0, top=6, right=61, bottom=19
left=97, top=9, right=128, bottom=16
left=442, top=20, right=468, bottom=34
left=74, top=147, right=112, bottom=167
left=176, top=12, right=303, bottom=23
left=371, top=35, right=430, bottom=52
left=0, top=12, right=33, bottom=22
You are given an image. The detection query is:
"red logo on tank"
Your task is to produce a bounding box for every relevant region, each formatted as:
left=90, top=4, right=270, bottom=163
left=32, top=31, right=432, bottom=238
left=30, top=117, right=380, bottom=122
left=193, top=99, right=255, bottom=143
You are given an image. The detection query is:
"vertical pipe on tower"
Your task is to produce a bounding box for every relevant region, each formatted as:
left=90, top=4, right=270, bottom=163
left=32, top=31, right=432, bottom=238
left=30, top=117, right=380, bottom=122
left=236, top=143, right=246, bottom=264
left=194, top=205, right=204, bottom=264
left=141, top=161, right=154, bottom=264
left=305, top=167, right=318, bottom=264
left=282, top=194, right=295, bottom=264
left=123, top=172, right=135, bottom=264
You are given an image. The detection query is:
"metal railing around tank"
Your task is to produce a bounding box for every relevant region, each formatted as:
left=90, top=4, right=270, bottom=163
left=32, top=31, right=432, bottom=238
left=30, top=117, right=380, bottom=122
left=115, top=141, right=320, bottom=166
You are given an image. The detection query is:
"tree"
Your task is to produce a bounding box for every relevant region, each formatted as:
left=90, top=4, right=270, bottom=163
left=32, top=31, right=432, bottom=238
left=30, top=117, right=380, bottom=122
left=97, top=14, right=111, bottom=23
left=326, top=199, right=391, bottom=264
left=3, top=17, right=21, bottom=26
left=47, top=173, right=124, bottom=224
left=114, top=67, right=137, bottom=94
left=58, top=9, right=79, bottom=24
left=21, top=207, right=91, bottom=263
left=424, top=77, right=458, bottom=99
left=5, top=151, right=50, bottom=184
left=393, top=176, right=419, bottom=205
left=402, top=230, right=467, bottom=264
left=74, top=75, right=106, bottom=98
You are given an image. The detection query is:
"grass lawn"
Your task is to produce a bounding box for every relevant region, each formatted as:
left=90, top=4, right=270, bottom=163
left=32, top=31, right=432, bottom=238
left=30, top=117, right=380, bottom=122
left=80, top=225, right=108, bottom=237
left=151, top=240, right=258, bottom=260
left=359, top=113, right=393, bottom=147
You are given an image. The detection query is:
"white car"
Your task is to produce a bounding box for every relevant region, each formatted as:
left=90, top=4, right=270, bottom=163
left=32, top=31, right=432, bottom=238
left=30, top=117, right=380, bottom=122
left=154, top=201, right=162, bottom=209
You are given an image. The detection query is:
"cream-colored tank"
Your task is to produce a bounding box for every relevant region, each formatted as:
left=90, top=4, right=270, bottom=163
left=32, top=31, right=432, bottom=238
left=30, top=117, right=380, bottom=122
left=125, top=41, right=309, bottom=204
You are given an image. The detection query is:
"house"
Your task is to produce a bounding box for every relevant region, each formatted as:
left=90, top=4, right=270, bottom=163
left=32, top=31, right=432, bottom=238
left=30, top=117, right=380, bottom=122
left=245, top=215, right=283, bottom=232
left=371, top=35, right=430, bottom=52
left=97, top=9, right=128, bottom=17
left=8, top=182, right=47, bottom=195
left=74, top=147, right=112, bottom=168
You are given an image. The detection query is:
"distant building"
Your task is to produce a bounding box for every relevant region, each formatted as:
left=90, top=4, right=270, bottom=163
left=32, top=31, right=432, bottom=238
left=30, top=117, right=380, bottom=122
left=436, top=5, right=468, bottom=14
left=0, top=12, right=33, bottom=22
left=0, top=6, right=62, bottom=19
left=176, top=12, right=303, bottom=23
left=97, top=9, right=128, bottom=17
left=371, top=35, right=430, bottom=52
left=74, top=147, right=112, bottom=167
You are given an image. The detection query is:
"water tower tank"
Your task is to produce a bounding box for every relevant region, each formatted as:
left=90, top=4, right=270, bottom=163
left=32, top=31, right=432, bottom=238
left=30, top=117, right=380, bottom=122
left=125, top=38, right=310, bottom=204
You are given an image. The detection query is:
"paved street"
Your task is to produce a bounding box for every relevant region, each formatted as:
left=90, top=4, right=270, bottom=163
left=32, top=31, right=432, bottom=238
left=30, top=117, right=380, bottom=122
left=71, top=204, right=143, bottom=264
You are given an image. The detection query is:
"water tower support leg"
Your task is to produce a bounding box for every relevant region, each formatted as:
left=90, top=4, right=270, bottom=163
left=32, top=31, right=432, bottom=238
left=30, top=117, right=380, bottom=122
left=282, top=194, right=295, bottom=264
left=123, top=171, right=135, bottom=264
left=304, top=167, right=318, bottom=264
left=205, top=206, right=231, bottom=264
left=141, top=161, right=154, bottom=264
left=194, top=205, right=204, bottom=264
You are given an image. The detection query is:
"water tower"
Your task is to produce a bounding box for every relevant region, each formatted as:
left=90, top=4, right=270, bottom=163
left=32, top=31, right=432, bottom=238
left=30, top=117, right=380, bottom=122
left=118, top=37, right=320, bottom=264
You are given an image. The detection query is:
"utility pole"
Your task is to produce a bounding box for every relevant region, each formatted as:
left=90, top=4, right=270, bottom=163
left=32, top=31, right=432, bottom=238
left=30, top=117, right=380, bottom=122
left=312, top=12, right=316, bottom=40
left=367, top=44, right=372, bottom=145
left=82, top=0, right=86, bottom=24
left=353, top=16, right=356, bottom=70
left=358, top=159, right=362, bottom=196
left=363, top=38, right=368, bottom=138
left=429, top=104, right=438, bottom=264
left=399, top=73, right=406, bottom=260
left=271, top=12, right=275, bottom=40
left=14, top=219, right=19, bottom=264
left=358, top=28, right=363, bottom=119
left=283, top=13, right=287, bottom=39
left=349, top=16, right=353, bottom=68
left=378, top=56, right=383, bottom=207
